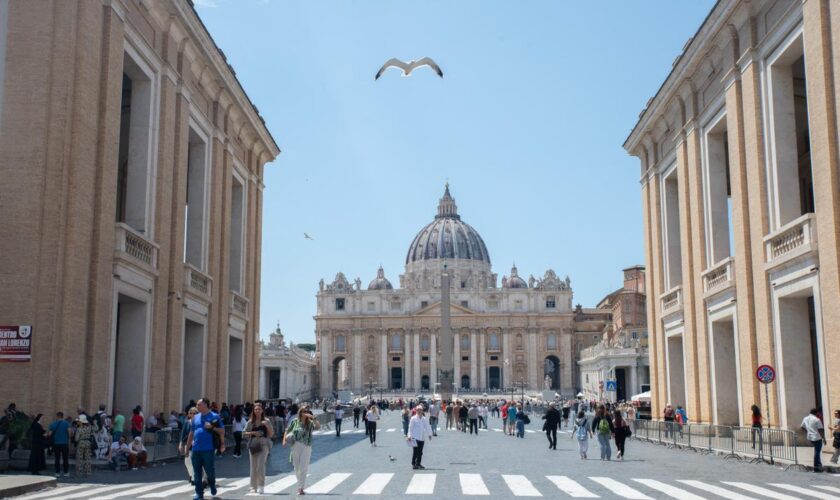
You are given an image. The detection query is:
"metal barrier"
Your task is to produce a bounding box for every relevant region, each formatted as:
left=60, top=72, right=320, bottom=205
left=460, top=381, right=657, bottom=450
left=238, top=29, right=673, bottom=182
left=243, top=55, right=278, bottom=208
left=148, top=428, right=181, bottom=462
left=630, top=420, right=805, bottom=471
left=315, top=411, right=335, bottom=430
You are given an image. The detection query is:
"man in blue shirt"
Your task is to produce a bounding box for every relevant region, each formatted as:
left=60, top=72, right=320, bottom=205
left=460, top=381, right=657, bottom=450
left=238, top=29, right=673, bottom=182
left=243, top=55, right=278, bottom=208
left=48, top=412, right=70, bottom=476
left=187, top=398, right=226, bottom=500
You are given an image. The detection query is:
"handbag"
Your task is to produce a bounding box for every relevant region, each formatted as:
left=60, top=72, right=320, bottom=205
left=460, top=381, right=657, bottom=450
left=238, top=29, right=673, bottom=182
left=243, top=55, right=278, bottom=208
left=248, top=436, right=264, bottom=453
left=284, top=420, right=298, bottom=446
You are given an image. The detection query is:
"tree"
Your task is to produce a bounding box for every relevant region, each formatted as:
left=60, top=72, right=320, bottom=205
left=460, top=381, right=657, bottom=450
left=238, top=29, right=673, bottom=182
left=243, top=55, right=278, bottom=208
left=296, top=343, right=316, bottom=352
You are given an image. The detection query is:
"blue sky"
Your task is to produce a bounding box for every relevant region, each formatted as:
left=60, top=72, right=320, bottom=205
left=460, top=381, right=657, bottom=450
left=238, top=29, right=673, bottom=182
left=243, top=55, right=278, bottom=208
left=194, top=0, right=715, bottom=345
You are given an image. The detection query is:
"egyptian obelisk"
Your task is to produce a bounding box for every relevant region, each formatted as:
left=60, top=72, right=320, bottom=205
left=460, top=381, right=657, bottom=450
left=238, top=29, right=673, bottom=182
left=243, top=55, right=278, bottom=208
left=439, top=262, right=454, bottom=401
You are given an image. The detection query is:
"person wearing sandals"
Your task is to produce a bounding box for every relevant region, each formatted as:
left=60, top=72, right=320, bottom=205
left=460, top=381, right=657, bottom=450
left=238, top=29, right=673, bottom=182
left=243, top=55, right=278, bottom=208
left=245, top=403, right=274, bottom=495
left=285, top=406, right=319, bottom=496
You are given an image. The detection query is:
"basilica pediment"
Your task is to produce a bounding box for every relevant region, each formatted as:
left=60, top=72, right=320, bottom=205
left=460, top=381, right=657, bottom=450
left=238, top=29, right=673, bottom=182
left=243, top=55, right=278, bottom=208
left=414, top=301, right=475, bottom=316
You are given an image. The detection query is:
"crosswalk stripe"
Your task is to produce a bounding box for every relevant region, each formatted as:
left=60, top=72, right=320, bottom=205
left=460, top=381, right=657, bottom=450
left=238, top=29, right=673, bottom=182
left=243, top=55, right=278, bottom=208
left=493, top=429, right=503, bottom=432
left=632, top=479, right=705, bottom=500
left=677, top=480, right=757, bottom=500
left=50, top=484, right=133, bottom=500
left=307, top=472, right=352, bottom=494
left=139, top=482, right=197, bottom=498
left=214, top=477, right=252, bottom=496
left=526, top=429, right=536, bottom=433
left=460, top=473, right=490, bottom=495
left=386, top=428, right=396, bottom=432
left=353, top=473, right=394, bottom=495
left=817, top=486, right=840, bottom=494
left=502, top=475, right=541, bottom=497
left=91, top=481, right=181, bottom=500
left=546, top=476, right=599, bottom=498
left=264, top=474, right=298, bottom=494
left=589, top=477, right=652, bottom=500
left=722, top=482, right=804, bottom=500
left=405, top=473, right=436, bottom=494
left=770, top=483, right=840, bottom=500
left=19, top=485, right=89, bottom=499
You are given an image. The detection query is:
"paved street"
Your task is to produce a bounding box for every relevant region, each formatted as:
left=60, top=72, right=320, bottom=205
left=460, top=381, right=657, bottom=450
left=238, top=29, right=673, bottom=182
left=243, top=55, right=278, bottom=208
left=14, top=412, right=840, bottom=499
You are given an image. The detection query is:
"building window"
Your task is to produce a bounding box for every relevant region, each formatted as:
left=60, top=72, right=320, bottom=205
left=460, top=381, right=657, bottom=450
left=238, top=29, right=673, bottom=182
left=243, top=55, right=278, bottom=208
left=490, top=355, right=499, bottom=361
left=392, top=356, right=400, bottom=361
left=631, top=331, right=638, bottom=340
left=390, top=301, right=401, bottom=312
left=593, top=335, right=598, bottom=341
left=460, top=334, right=470, bottom=350
left=421, top=300, right=429, bottom=309
left=391, top=334, right=401, bottom=351
left=422, top=355, right=429, bottom=361
left=335, top=298, right=345, bottom=311
left=367, top=301, right=375, bottom=312
left=515, top=300, right=523, bottom=311
left=303, top=375, right=306, bottom=384
left=421, top=335, right=430, bottom=351
left=461, top=281, right=467, bottom=288
left=547, top=333, right=557, bottom=350
left=462, top=356, right=469, bottom=361
left=228, top=173, right=246, bottom=293
left=489, top=333, right=499, bottom=349
left=336, top=335, right=346, bottom=352
left=662, top=168, right=683, bottom=289
left=460, top=300, right=469, bottom=308
left=368, top=335, right=375, bottom=352
left=546, top=296, right=556, bottom=309
left=487, top=299, right=498, bottom=310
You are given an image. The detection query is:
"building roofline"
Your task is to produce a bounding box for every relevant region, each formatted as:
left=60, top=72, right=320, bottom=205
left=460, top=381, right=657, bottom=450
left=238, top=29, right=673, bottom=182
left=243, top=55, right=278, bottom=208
left=623, top=0, right=732, bottom=155
left=181, top=0, right=281, bottom=158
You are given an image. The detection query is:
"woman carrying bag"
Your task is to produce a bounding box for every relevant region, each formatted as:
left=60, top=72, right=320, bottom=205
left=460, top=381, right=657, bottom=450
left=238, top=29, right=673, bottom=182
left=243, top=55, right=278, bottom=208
left=244, top=403, right=274, bottom=495
left=284, top=406, right=319, bottom=496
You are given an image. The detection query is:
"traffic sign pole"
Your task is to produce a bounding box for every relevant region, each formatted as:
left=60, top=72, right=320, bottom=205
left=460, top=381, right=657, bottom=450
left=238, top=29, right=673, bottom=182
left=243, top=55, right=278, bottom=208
left=755, top=364, right=776, bottom=428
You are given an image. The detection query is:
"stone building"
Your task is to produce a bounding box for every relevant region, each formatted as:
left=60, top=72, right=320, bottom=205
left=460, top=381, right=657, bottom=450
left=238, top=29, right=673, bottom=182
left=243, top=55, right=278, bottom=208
left=258, top=327, right=316, bottom=402
left=0, top=1, right=279, bottom=415
left=315, top=186, right=608, bottom=398
left=578, top=266, right=650, bottom=402
left=624, top=0, right=838, bottom=429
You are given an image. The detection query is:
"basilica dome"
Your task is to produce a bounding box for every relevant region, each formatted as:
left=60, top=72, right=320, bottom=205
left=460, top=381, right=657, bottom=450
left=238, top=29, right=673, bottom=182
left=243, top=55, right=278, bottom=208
left=405, top=185, right=491, bottom=265
left=368, top=266, right=394, bottom=290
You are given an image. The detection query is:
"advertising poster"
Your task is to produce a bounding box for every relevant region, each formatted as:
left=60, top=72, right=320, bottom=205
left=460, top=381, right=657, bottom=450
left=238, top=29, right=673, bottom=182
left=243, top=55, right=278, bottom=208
left=0, top=325, right=32, bottom=362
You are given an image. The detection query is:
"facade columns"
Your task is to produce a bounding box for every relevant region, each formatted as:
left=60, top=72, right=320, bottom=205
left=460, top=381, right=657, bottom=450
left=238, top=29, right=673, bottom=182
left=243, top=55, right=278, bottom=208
left=503, top=331, right=511, bottom=387
left=380, top=332, right=388, bottom=388
left=528, top=329, right=538, bottom=389
left=353, top=330, right=362, bottom=390
left=470, top=329, right=477, bottom=387
left=320, top=332, right=331, bottom=396
left=430, top=332, right=437, bottom=388
left=413, top=330, right=421, bottom=389
left=478, top=331, right=485, bottom=388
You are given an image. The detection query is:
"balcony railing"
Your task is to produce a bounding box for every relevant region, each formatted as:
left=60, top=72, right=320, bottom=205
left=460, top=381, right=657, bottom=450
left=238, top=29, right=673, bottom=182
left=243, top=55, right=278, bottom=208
left=231, top=291, right=248, bottom=317
left=659, top=286, right=682, bottom=317
left=115, top=223, right=158, bottom=269
left=764, top=213, right=818, bottom=267
left=702, top=257, right=734, bottom=295
left=183, top=264, right=212, bottom=298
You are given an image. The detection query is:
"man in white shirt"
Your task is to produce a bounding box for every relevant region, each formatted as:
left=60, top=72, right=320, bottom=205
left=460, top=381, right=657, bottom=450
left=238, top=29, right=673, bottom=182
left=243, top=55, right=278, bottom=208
left=334, top=405, right=344, bottom=437
left=801, top=408, right=826, bottom=472
left=108, top=435, right=130, bottom=470
left=407, top=407, right=433, bottom=470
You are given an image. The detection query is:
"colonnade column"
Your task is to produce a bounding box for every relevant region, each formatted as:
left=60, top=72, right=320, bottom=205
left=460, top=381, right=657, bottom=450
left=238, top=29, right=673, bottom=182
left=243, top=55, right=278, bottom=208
left=502, top=331, right=511, bottom=387
left=413, top=331, right=421, bottom=389
left=353, top=330, right=362, bottom=390
left=453, top=330, right=460, bottom=388
left=478, top=332, right=485, bottom=389
left=470, top=329, right=477, bottom=387
left=404, top=330, right=412, bottom=391
left=430, top=333, right=437, bottom=388
left=320, top=332, right=331, bottom=397
left=528, top=329, right=538, bottom=389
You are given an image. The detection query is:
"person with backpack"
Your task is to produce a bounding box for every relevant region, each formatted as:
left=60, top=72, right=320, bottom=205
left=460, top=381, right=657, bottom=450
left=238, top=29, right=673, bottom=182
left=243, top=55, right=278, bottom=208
left=572, top=410, right=592, bottom=459
left=591, top=405, right=614, bottom=461
left=515, top=404, right=529, bottom=438
left=613, top=410, right=631, bottom=460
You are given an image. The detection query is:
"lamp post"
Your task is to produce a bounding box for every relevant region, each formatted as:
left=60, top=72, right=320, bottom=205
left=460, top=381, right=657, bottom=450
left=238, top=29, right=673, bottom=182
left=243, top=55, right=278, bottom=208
left=366, top=378, right=375, bottom=400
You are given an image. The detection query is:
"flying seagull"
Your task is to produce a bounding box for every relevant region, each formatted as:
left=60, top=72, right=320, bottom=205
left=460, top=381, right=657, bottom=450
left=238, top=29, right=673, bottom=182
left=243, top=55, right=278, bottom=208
left=304, top=233, right=314, bottom=240
left=375, top=57, right=443, bottom=80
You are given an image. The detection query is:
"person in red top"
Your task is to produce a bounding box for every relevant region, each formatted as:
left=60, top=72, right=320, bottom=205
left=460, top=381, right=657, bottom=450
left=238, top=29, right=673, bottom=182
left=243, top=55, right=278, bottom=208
left=751, top=404, right=763, bottom=449
left=130, top=408, right=144, bottom=439
left=501, top=403, right=509, bottom=435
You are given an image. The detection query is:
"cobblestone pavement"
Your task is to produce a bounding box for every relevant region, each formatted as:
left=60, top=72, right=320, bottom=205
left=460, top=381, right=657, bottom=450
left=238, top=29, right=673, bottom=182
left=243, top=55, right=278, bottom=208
left=11, top=412, right=840, bottom=499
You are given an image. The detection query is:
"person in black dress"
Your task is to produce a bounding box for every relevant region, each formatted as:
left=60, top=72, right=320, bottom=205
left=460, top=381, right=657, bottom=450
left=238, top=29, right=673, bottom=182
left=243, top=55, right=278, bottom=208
left=28, top=414, right=47, bottom=475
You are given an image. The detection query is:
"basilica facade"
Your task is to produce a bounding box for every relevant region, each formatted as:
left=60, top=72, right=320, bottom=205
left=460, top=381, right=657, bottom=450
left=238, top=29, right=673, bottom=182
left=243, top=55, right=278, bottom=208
left=315, top=186, right=608, bottom=398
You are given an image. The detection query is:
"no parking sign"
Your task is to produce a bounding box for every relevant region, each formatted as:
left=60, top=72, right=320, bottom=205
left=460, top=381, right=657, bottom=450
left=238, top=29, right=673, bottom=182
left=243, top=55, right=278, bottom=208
left=756, top=364, right=775, bottom=384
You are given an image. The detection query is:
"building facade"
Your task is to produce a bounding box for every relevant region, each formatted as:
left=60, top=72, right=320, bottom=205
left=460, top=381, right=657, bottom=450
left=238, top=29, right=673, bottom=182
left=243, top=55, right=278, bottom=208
left=0, top=0, right=279, bottom=416
left=315, top=186, right=608, bottom=398
left=258, top=327, right=317, bottom=402
left=578, top=266, right=650, bottom=402
left=624, top=0, right=838, bottom=429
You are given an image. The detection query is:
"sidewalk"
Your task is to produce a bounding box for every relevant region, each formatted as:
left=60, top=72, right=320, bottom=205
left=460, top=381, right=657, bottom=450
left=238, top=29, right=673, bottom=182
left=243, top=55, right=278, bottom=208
left=0, top=475, right=56, bottom=498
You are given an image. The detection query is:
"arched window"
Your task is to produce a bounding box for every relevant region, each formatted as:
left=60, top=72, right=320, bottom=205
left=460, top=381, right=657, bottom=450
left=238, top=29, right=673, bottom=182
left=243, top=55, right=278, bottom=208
left=336, top=335, right=346, bottom=352
left=367, top=335, right=375, bottom=352
left=391, top=333, right=401, bottom=351
left=516, top=333, right=523, bottom=350
left=461, top=375, right=471, bottom=389
left=421, top=335, right=430, bottom=352
left=547, top=333, right=557, bottom=350
left=489, top=332, right=499, bottom=349
left=460, top=334, right=470, bottom=350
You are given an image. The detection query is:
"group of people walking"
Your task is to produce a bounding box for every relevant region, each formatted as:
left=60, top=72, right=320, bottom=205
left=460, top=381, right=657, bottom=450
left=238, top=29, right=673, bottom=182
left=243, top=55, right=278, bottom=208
left=571, top=404, right=632, bottom=461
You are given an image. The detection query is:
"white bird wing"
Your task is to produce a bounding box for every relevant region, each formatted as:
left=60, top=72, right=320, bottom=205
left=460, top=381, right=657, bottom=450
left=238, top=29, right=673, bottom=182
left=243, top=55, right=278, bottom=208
left=375, top=58, right=410, bottom=80
left=304, top=232, right=313, bottom=240
left=409, top=57, right=443, bottom=78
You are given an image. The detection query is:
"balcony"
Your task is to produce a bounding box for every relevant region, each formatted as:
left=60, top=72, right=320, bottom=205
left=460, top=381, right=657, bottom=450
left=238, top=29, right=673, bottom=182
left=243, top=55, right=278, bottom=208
left=183, top=263, right=212, bottom=299
left=115, top=223, right=158, bottom=269
left=231, top=291, right=248, bottom=318
left=702, top=257, right=734, bottom=297
left=659, top=286, right=682, bottom=317
left=764, top=213, right=818, bottom=270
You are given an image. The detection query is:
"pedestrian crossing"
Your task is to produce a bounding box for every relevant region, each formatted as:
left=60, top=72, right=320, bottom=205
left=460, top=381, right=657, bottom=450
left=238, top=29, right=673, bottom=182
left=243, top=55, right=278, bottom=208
left=18, top=473, right=840, bottom=499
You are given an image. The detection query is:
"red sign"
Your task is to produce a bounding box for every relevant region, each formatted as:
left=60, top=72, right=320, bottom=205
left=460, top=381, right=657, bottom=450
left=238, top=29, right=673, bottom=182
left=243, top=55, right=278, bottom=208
left=756, top=364, right=775, bottom=384
left=0, top=326, right=32, bottom=362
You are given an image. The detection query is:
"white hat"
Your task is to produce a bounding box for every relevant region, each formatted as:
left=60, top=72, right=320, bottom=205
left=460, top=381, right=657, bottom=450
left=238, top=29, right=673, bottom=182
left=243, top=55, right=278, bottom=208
left=76, top=414, right=89, bottom=424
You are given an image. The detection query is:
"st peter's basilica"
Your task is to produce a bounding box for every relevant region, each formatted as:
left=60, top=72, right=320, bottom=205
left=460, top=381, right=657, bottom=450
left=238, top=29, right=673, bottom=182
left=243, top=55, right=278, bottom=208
left=315, top=186, right=609, bottom=397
